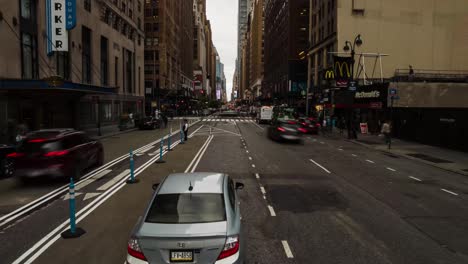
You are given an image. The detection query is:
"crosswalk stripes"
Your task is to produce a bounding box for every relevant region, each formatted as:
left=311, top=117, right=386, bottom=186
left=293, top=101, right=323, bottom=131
left=201, top=118, right=255, bottom=123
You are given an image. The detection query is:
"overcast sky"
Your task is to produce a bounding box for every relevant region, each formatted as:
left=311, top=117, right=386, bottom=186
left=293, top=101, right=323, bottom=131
left=206, top=0, right=238, bottom=102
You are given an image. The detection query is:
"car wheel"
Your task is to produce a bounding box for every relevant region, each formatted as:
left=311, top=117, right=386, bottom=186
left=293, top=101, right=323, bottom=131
left=96, top=150, right=104, bottom=167
left=73, top=161, right=84, bottom=181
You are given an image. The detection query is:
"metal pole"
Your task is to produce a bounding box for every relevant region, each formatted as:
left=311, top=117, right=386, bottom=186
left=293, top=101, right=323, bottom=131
left=155, top=137, right=166, bottom=163
left=389, top=97, right=394, bottom=149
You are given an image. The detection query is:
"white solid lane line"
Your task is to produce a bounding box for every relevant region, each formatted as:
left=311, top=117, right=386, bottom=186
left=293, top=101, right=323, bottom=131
left=366, top=159, right=375, bottom=164
left=190, top=136, right=215, bottom=173
left=441, top=189, right=459, bottom=196
left=268, top=205, right=276, bottom=216
left=386, top=167, right=397, bottom=172
left=281, top=240, right=294, bottom=258
left=409, top=176, right=423, bottom=182
left=97, top=169, right=131, bottom=191
left=255, top=173, right=260, bottom=179
left=75, top=169, right=112, bottom=191
left=309, top=159, right=331, bottom=174
left=260, top=187, right=266, bottom=194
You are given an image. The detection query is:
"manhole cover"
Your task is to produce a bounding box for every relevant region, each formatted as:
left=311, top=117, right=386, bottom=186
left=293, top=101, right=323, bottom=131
left=407, top=153, right=453, bottom=164
left=269, top=185, right=348, bottom=213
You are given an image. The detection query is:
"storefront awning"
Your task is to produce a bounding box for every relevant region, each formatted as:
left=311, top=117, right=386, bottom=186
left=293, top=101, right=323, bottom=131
left=0, top=79, right=117, bottom=94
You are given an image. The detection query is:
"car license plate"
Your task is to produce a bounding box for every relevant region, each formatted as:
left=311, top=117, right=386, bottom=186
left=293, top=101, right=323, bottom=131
left=170, top=250, right=193, bottom=262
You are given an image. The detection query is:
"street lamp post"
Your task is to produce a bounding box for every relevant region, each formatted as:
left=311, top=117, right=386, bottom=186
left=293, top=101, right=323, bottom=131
left=343, top=34, right=363, bottom=139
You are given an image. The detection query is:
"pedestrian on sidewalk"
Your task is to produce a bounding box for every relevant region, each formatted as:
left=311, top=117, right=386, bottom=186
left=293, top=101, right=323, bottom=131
left=381, top=120, right=392, bottom=144
left=183, top=119, right=189, bottom=141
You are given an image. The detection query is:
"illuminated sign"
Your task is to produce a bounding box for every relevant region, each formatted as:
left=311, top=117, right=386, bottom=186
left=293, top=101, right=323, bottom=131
left=46, top=0, right=68, bottom=54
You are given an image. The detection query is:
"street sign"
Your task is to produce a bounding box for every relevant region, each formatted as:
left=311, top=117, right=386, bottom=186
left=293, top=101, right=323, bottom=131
left=389, top=88, right=398, bottom=96
left=348, top=81, right=357, bottom=91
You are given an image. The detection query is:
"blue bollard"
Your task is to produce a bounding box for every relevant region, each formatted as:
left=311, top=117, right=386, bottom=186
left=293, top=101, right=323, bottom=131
left=127, top=150, right=139, bottom=184
left=61, top=178, right=85, bottom=239
left=167, top=134, right=172, bottom=151
left=155, top=137, right=166, bottom=163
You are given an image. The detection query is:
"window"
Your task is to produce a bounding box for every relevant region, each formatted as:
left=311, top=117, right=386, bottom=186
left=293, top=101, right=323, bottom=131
left=84, top=0, right=91, bottom=12
left=56, top=52, right=70, bottom=80
left=115, top=56, right=119, bottom=87
left=138, top=1, right=141, bottom=12
left=145, top=194, right=226, bottom=224
left=101, top=36, right=109, bottom=86
left=129, top=9, right=133, bottom=19
left=153, top=23, right=159, bottom=31
left=124, top=49, right=133, bottom=93
left=21, top=33, right=38, bottom=79
left=20, top=0, right=35, bottom=20
left=122, top=2, right=126, bottom=13
left=82, top=26, right=92, bottom=83
left=137, top=18, right=141, bottom=30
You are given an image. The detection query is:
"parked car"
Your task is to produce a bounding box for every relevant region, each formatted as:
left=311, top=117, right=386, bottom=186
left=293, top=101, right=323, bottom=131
left=126, top=173, right=245, bottom=264
left=7, top=129, right=104, bottom=181
left=267, top=120, right=302, bottom=143
left=256, top=106, right=273, bottom=124
left=138, top=117, right=160, bottom=130
left=0, top=144, right=15, bottom=178
left=297, top=117, right=321, bottom=134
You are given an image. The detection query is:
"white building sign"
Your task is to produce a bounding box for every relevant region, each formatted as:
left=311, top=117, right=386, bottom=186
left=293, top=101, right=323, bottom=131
left=47, top=0, right=68, bottom=54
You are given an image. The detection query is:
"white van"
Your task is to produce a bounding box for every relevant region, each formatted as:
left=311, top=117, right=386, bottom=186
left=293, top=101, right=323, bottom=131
left=257, top=106, right=273, bottom=124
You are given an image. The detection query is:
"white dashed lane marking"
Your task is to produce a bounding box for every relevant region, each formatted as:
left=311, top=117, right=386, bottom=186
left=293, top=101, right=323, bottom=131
left=281, top=240, right=294, bottom=258
left=267, top=205, right=276, bottom=216
left=366, top=159, right=375, bottom=164
left=441, top=189, right=459, bottom=196
left=386, top=167, right=397, bottom=172
left=409, top=176, right=423, bottom=182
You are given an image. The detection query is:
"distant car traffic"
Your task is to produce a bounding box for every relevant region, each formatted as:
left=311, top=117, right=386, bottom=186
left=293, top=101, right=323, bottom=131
left=138, top=117, right=160, bottom=130
left=0, top=144, right=15, bottom=178
left=7, top=129, right=104, bottom=181
left=297, top=117, right=321, bottom=134
left=267, top=120, right=302, bottom=143
left=126, top=173, right=245, bottom=264
left=256, top=106, right=273, bottom=124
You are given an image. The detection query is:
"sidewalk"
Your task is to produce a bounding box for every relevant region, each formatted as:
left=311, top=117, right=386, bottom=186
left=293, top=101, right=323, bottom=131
left=324, top=129, right=468, bottom=177
left=84, top=125, right=137, bottom=140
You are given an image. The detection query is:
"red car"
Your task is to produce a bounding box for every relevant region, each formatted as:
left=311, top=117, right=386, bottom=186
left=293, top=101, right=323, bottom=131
left=297, top=118, right=321, bottom=134
left=7, top=129, right=104, bottom=182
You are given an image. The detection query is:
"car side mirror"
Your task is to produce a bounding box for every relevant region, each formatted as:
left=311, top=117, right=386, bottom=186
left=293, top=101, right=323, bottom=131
left=152, top=183, right=160, bottom=190
left=235, top=182, right=244, bottom=190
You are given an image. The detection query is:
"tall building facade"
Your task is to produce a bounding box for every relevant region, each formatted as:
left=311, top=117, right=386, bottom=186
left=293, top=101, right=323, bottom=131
left=193, top=0, right=208, bottom=97
left=144, top=0, right=194, bottom=115
left=264, top=0, right=310, bottom=103
left=0, top=0, right=144, bottom=143
left=249, top=0, right=265, bottom=100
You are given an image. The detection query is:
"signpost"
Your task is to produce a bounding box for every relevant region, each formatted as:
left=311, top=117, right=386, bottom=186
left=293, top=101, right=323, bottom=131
left=348, top=80, right=357, bottom=91
left=389, top=88, right=399, bottom=149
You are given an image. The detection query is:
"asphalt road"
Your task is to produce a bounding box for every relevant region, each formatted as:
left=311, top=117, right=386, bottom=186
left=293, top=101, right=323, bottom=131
left=3, top=116, right=468, bottom=264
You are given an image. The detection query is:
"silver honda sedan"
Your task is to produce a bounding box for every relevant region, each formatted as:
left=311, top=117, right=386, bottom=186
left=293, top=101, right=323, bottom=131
left=126, top=173, right=245, bottom=264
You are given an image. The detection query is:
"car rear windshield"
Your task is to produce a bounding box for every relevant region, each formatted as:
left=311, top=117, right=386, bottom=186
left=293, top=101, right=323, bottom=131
left=145, top=193, right=226, bottom=224
left=18, top=140, right=63, bottom=153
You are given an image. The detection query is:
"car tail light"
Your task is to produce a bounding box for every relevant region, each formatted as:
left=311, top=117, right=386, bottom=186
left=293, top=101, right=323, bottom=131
left=301, top=122, right=307, bottom=126
left=127, top=237, right=147, bottom=261
left=277, top=127, right=286, bottom=132
left=44, top=150, right=69, bottom=157
left=7, top=152, right=24, bottom=158
left=28, top=138, right=47, bottom=143
left=298, top=128, right=307, bottom=133
left=217, top=235, right=239, bottom=260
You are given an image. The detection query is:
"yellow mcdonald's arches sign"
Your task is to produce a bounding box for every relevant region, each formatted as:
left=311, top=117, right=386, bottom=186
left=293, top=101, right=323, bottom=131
left=324, top=68, right=335, bottom=80
left=335, top=61, right=351, bottom=78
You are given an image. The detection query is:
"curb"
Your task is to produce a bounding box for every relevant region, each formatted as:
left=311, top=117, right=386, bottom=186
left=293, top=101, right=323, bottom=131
left=346, top=139, right=468, bottom=177
left=90, top=128, right=138, bottom=140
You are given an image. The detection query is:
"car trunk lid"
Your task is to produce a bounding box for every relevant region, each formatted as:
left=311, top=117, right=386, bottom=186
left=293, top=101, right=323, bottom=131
left=138, top=222, right=227, bottom=264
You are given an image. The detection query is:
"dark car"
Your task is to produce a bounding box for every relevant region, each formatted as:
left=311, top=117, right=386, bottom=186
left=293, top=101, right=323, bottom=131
left=298, top=117, right=321, bottom=134
left=0, top=144, right=15, bottom=178
left=7, top=129, right=104, bottom=181
left=138, top=117, right=160, bottom=130
left=267, top=120, right=302, bottom=143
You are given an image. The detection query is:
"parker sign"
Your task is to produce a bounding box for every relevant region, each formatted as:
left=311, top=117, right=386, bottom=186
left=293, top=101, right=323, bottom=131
left=47, top=0, right=68, bottom=54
